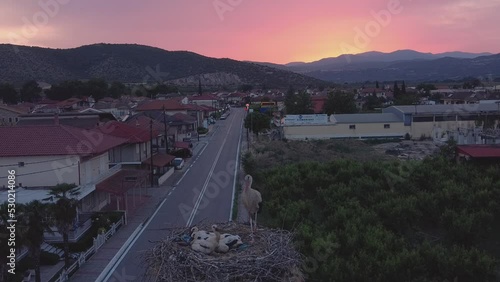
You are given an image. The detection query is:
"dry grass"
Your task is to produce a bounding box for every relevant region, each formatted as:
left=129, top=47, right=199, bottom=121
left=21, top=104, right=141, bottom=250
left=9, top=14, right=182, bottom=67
left=249, top=139, right=393, bottom=167
left=141, top=222, right=304, bottom=282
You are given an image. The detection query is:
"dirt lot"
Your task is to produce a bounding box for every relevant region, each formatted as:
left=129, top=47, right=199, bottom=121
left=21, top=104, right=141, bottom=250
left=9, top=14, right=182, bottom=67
left=372, top=140, right=442, bottom=161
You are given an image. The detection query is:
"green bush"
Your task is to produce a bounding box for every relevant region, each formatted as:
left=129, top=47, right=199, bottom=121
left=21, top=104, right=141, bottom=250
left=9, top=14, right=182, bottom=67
left=256, top=158, right=500, bottom=281
left=197, top=127, right=208, bottom=134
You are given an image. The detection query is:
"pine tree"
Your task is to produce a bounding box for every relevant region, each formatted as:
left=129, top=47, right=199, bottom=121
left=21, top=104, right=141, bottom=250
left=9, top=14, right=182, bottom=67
left=376, top=81, right=379, bottom=89
left=393, top=81, right=400, bottom=98
left=402, top=81, right=406, bottom=94
left=198, top=78, right=202, bottom=95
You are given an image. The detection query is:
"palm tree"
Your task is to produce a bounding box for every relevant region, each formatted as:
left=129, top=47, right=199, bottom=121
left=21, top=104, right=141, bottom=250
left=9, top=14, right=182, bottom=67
left=46, top=183, right=80, bottom=269
left=18, top=201, right=54, bottom=282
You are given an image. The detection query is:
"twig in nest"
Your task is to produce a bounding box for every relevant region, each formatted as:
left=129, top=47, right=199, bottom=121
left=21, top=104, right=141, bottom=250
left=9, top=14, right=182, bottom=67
left=141, top=222, right=304, bottom=282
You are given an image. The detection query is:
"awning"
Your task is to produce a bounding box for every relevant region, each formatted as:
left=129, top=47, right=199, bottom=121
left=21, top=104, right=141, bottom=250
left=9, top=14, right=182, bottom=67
left=142, top=153, right=176, bottom=167
left=96, top=169, right=148, bottom=195
left=174, top=141, right=191, bottom=149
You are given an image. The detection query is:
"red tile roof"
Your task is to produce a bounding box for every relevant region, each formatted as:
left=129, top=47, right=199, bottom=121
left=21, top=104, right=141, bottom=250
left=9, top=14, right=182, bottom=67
left=57, top=98, right=82, bottom=107
left=183, top=104, right=206, bottom=111
left=135, top=99, right=189, bottom=111
left=96, top=169, right=149, bottom=195
left=96, top=121, right=156, bottom=143
left=125, top=115, right=165, bottom=133
left=142, top=153, right=175, bottom=167
left=0, top=125, right=128, bottom=157
left=0, top=104, right=28, bottom=114
left=456, top=145, right=500, bottom=158
left=174, top=141, right=190, bottom=149
left=199, top=105, right=217, bottom=111
left=311, top=96, right=327, bottom=114
left=172, top=113, right=196, bottom=122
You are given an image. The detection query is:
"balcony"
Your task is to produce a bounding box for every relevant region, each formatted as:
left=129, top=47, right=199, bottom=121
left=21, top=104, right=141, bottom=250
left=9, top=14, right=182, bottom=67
left=43, top=212, right=93, bottom=243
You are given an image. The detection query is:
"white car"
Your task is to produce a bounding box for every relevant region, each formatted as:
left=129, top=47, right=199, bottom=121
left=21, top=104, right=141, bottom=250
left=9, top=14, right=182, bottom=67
left=172, top=158, right=185, bottom=170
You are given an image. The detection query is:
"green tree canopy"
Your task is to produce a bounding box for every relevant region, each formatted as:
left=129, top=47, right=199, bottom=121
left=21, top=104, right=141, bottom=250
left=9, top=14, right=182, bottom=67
left=20, top=80, right=42, bottom=103
left=0, top=83, right=19, bottom=104
left=251, top=157, right=500, bottom=281
left=18, top=201, right=53, bottom=282
left=285, top=89, right=314, bottom=114
left=324, top=90, right=357, bottom=114
left=47, top=183, right=80, bottom=269
left=244, top=111, right=271, bottom=136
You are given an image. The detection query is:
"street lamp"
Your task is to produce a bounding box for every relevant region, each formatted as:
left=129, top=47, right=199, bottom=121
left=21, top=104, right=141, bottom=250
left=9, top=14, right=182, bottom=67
left=150, top=119, right=154, bottom=187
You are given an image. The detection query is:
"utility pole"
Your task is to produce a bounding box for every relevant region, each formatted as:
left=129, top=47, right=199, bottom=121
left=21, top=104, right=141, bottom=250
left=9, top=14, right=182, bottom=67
left=163, top=105, right=168, bottom=153
left=150, top=119, right=154, bottom=187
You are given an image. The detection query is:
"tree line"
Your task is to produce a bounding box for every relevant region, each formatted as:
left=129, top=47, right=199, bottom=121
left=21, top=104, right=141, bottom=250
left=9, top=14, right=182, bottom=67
left=0, top=80, right=179, bottom=104
left=243, top=145, right=500, bottom=281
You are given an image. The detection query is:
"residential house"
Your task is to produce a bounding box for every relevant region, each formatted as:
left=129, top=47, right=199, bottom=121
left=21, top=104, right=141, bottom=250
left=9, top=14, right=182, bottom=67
left=16, top=112, right=117, bottom=129
left=227, top=92, right=247, bottom=105
left=135, top=98, right=191, bottom=115
left=358, top=88, right=391, bottom=99
left=311, top=95, right=328, bottom=114
left=93, top=99, right=132, bottom=121
left=189, top=94, right=221, bottom=109
left=440, top=91, right=483, bottom=104
left=57, top=97, right=90, bottom=112
left=456, top=145, right=500, bottom=164
left=0, top=104, right=29, bottom=126
left=0, top=124, right=130, bottom=242
left=95, top=121, right=160, bottom=167
left=125, top=114, right=177, bottom=151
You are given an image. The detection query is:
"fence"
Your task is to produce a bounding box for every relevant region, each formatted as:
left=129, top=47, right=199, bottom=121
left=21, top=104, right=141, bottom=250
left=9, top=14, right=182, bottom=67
left=50, top=216, right=125, bottom=282
left=158, top=167, right=174, bottom=185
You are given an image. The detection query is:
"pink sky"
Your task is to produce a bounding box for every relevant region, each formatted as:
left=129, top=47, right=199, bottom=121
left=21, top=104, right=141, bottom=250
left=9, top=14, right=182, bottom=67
left=1, top=0, right=499, bottom=64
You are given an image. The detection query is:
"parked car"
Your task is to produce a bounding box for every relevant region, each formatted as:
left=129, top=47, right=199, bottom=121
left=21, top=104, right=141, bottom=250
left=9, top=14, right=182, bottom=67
left=172, top=158, right=185, bottom=170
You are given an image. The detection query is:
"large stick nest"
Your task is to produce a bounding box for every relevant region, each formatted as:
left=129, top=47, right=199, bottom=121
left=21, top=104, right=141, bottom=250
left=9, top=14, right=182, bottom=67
left=141, top=222, right=304, bottom=282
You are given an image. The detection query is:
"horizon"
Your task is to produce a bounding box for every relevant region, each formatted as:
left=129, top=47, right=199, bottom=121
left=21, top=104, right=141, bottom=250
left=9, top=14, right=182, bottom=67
left=2, top=1, right=500, bottom=64
left=3, top=42, right=498, bottom=65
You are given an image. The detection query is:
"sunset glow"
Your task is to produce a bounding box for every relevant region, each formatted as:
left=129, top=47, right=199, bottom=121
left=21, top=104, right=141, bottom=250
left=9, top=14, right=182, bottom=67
left=1, top=0, right=499, bottom=64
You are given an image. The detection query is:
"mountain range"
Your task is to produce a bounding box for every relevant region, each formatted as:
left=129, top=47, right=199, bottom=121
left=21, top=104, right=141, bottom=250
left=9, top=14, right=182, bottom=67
left=1, top=44, right=499, bottom=86
left=254, top=50, right=500, bottom=83
left=0, top=44, right=326, bottom=88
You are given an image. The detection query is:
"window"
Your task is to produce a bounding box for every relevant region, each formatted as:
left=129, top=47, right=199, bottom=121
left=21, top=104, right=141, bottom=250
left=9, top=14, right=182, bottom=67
left=349, top=125, right=356, bottom=129
left=384, top=124, right=390, bottom=129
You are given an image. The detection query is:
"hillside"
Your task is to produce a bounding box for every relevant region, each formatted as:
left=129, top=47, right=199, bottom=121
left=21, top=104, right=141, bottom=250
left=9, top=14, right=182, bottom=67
left=0, top=44, right=326, bottom=88
left=251, top=50, right=500, bottom=82
left=306, top=54, right=500, bottom=83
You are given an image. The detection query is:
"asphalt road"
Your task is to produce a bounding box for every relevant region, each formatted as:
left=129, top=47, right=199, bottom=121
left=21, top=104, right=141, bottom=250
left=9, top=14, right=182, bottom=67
left=105, top=108, right=245, bottom=281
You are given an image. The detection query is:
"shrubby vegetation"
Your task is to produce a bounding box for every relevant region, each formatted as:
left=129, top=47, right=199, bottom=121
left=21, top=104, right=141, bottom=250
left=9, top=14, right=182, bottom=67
left=244, top=145, right=500, bottom=281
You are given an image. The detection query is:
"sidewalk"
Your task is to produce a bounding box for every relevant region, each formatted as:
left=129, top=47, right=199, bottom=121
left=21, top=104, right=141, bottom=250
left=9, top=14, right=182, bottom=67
left=70, top=141, right=207, bottom=282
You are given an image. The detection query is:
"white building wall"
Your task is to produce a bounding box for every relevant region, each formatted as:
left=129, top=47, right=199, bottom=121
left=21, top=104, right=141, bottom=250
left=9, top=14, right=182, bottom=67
left=79, top=153, right=110, bottom=185
left=283, top=122, right=406, bottom=140
left=0, top=155, right=80, bottom=188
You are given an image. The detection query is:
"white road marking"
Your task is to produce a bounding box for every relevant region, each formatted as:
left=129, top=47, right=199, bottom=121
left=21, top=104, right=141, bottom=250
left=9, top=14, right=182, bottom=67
left=186, top=116, right=235, bottom=227
left=229, top=115, right=244, bottom=221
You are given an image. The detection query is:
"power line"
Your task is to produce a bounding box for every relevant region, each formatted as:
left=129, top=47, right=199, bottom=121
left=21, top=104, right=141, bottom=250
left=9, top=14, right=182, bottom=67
left=0, top=163, right=77, bottom=179
left=0, top=157, right=76, bottom=168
